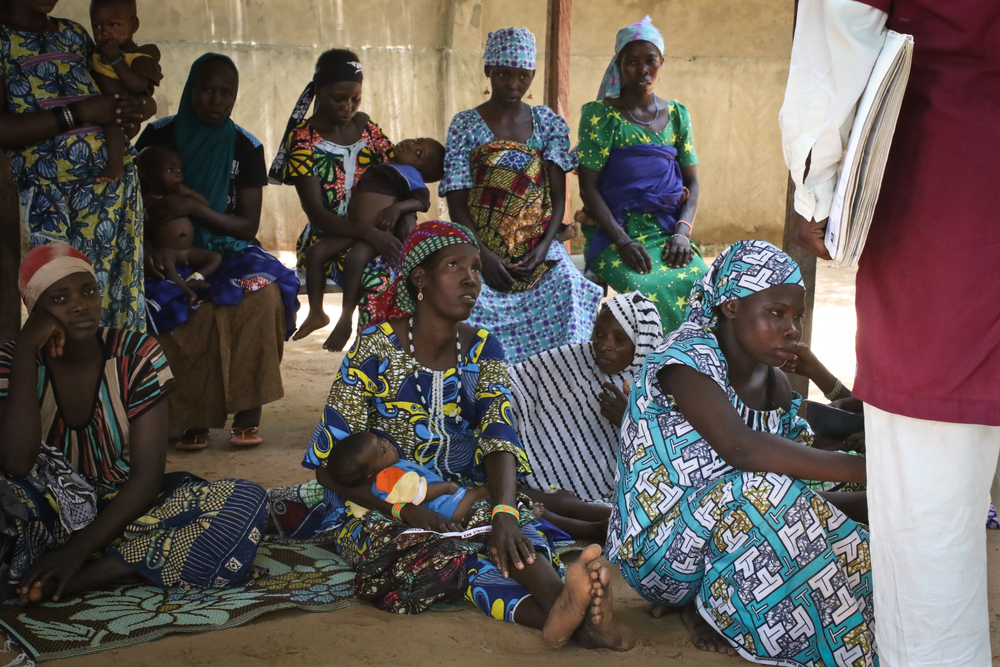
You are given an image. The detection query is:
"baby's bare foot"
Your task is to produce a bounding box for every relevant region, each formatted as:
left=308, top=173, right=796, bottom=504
left=97, top=161, right=124, bottom=183
left=323, top=317, right=354, bottom=351
left=682, top=602, right=737, bottom=656
left=542, top=543, right=602, bottom=648
left=292, top=310, right=330, bottom=341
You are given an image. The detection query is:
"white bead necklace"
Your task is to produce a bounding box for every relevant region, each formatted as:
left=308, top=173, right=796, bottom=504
left=408, top=317, right=463, bottom=478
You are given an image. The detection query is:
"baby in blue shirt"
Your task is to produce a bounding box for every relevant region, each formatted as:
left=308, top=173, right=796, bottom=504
left=325, top=432, right=489, bottom=523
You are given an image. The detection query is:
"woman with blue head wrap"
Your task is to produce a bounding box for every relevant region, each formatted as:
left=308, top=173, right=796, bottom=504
left=577, top=16, right=709, bottom=336
left=438, top=27, right=602, bottom=364
left=608, top=240, right=877, bottom=665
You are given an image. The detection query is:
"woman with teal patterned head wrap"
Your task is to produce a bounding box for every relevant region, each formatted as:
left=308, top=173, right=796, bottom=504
left=578, top=16, right=709, bottom=336
left=608, top=240, right=876, bottom=665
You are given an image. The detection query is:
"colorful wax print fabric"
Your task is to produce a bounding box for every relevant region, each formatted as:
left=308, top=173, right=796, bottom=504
left=578, top=99, right=706, bottom=334
left=607, top=323, right=876, bottom=667
left=1, top=19, right=145, bottom=331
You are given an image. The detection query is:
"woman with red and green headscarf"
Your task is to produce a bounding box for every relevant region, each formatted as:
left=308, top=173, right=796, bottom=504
left=269, top=221, right=634, bottom=650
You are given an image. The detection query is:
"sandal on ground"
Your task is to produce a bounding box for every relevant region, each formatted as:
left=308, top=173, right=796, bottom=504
left=230, top=426, right=263, bottom=447
left=176, top=429, right=210, bottom=451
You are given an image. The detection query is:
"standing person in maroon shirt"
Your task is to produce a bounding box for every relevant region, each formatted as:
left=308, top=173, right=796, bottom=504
left=781, top=1, right=1000, bottom=664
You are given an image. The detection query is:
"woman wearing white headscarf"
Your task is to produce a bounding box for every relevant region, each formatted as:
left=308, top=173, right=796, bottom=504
left=510, top=292, right=662, bottom=504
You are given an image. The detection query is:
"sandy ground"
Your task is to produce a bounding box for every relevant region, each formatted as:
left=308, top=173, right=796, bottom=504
left=34, top=261, right=1000, bottom=665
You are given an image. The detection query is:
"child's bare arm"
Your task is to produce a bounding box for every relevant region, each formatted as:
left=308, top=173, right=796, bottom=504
left=423, top=481, right=461, bottom=502
left=92, top=69, right=127, bottom=96
left=186, top=248, right=223, bottom=278
left=177, top=185, right=212, bottom=207
left=158, top=250, right=199, bottom=302
left=374, top=197, right=428, bottom=233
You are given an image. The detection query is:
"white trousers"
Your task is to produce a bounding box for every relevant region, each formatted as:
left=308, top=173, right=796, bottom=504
left=866, top=404, right=1000, bottom=667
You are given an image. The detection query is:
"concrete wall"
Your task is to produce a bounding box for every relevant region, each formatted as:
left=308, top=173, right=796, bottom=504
left=46, top=0, right=793, bottom=252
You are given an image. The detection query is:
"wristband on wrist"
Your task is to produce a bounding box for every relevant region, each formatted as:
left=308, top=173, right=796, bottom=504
left=491, top=504, right=520, bottom=521
left=53, top=107, right=72, bottom=133
left=186, top=272, right=206, bottom=283
left=66, top=102, right=82, bottom=128
left=672, top=233, right=690, bottom=243
left=391, top=503, right=406, bottom=521
left=824, top=379, right=846, bottom=401
left=676, top=220, right=692, bottom=233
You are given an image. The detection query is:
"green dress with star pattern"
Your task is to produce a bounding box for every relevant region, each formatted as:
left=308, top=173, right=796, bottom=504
left=577, top=99, right=708, bottom=334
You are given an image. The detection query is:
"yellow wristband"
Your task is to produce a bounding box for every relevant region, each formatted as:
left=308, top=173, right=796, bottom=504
left=391, top=503, right=406, bottom=521
left=491, top=504, right=519, bottom=521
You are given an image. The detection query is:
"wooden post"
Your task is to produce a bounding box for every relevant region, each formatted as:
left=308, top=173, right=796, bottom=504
left=782, top=0, right=816, bottom=397
left=0, top=158, right=19, bottom=344
left=545, top=0, right=575, bottom=253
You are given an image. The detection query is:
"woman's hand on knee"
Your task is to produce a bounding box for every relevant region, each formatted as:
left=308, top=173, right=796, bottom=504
left=488, top=513, right=535, bottom=578
left=617, top=241, right=652, bottom=274
left=400, top=503, right=461, bottom=533
left=661, top=235, right=694, bottom=268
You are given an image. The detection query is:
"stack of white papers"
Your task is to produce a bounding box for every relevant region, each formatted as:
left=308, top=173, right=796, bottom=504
left=826, top=30, right=914, bottom=267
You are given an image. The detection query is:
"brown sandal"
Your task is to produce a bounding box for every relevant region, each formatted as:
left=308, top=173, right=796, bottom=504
left=230, top=426, right=263, bottom=447
left=176, top=429, right=210, bottom=451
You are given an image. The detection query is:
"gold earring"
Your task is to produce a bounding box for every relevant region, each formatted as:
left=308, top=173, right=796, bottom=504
left=417, top=288, right=424, bottom=301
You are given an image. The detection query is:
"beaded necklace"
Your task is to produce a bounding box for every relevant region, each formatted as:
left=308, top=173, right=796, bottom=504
left=624, top=98, right=660, bottom=127
left=407, top=317, right=463, bottom=477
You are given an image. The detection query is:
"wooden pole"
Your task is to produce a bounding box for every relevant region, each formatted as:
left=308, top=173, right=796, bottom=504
left=0, top=157, right=19, bottom=344
left=782, top=0, right=817, bottom=397
left=545, top=0, right=575, bottom=253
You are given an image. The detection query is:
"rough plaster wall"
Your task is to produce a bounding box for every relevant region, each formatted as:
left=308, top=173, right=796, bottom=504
left=39, top=0, right=792, bottom=252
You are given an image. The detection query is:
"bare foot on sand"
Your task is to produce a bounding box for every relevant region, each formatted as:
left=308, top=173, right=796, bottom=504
left=650, top=604, right=674, bottom=619
left=542, top=543, right=603, bottom=648
left=577, top=560, right=636, bottom=651
left=293, top=311, right=330, bottom=341
left=682, top=602, right=736, bottom=656
left=323, top=317, right=353, bottom=352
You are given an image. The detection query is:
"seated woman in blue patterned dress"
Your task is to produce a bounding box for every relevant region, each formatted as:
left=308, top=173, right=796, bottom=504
left=609, top=240, right=874, bottom=665
left=439, top=28, right=602, bottom=364
left=270, top=222, right=632, bottom=650
left=0, top=243, right=269, bottom=605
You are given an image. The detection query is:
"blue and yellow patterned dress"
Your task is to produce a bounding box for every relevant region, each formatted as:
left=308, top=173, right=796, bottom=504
left=269, top=322, right=566, bottom=619
left=0, top=19, right=144, bottom=331
left=608, top=322, right=876, bottom=666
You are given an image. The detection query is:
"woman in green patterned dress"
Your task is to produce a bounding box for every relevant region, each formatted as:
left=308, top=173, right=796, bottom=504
left=577, top=16, right=708, bottom=334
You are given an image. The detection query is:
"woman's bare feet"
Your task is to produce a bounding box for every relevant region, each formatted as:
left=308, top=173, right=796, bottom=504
left=323, top=316, right=354, bottom=352
left=682, top=602, right=736, bottom=656
left=293, top=310, right=330, bottom=341
left=577, top=561, right=635, bottom=651
left=542, top=543, right=603, bottom=647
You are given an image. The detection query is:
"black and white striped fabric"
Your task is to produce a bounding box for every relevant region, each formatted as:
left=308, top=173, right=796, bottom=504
left=511, top=292, right=662, bottom=502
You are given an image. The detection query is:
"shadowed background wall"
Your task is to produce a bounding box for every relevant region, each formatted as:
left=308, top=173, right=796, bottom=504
left=3, top=0, right=793, bottom=260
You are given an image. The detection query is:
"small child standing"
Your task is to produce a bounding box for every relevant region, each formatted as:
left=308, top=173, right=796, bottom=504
left=89, top=0, right=162, bottom=182
left=137, top=146, right=221, bottom=305
left=327, top=432, right=491, bottom=524
left=293, top=137, right=446, bottom=351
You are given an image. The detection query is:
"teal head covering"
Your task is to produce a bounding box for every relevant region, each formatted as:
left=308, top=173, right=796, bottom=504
left=483, top=27, right=536, bottom=70
left=597, top=16, right=665, bottom=99
left=685, top=240, right=804, bottom=331
left=175, top=53, right=244, bottom=256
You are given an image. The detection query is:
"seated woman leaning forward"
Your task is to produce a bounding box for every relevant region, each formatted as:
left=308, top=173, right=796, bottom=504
left=0, top=243, right=268, bottom=605
left=441, top=27, right=602, bottom=364
left=271, top=222, right=632, bottom=649
left=577, top=16, right=708, bottom=334
left=510, top=292, right=662, bottom=539
left=608, top=240, right=874, bottom=665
